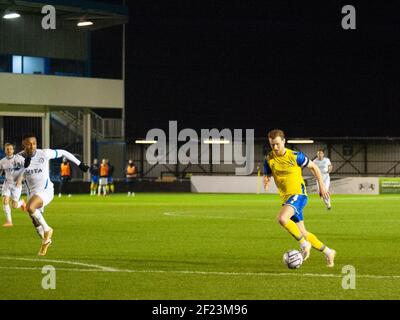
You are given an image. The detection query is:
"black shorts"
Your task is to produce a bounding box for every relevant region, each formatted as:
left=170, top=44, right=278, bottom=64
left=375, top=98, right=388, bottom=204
left=61, top=176, right=71, bottom=182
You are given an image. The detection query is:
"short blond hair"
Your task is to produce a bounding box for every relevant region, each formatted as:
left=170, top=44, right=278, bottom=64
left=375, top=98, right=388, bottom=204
left=4, top=143, right=14, bottom=149
left=267, top=129, right=285, bottom=140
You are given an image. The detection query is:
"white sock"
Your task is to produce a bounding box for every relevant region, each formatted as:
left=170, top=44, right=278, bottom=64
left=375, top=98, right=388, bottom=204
left=36, top=226, right=44, bottom=239
left=16, top=200, right=24, bottom=208
left=322, top=196, right=331, bottom=208
left=300, top=240, right=310, bottom=249
left=31, top=209, right=51, bottom=232
left=14, top=187, right=22, bottom=202
left=98, top=186, right=101, bottom=195
left=3, top=204, right=12, bottom=223
left=323, top=247, right=332, bottom=256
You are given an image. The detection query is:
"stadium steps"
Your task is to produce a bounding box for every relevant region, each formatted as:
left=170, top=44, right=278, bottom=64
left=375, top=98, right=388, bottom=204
left=51, top=110, right=104, bottom=139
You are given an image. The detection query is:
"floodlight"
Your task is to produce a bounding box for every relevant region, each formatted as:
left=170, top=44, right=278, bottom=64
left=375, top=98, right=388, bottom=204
left=135, top=140, right=157, bottom=144
left=3, top=9, right=20, bottom=19
left=203, top=139, right=230, bottom=144
left=77, top=21, right=94, bottom=27
left=287, top=139, right=314, bottom=144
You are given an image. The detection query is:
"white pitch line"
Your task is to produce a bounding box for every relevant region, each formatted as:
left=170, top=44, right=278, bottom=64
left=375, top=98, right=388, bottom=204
left=114, top=269, right=400, bottom=280
left=0, top=265, right=400, bottom=280
left=327, top=197, right=400, bottom=201
left=1, top=257, right=400, bottom=280
left=0, top=257, right=118, bottom=272
left=0, top=266, right=101, bottom=272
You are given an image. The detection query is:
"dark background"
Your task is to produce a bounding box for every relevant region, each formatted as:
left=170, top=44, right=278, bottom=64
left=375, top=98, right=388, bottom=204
left=91, top=1, right=400, bottom=139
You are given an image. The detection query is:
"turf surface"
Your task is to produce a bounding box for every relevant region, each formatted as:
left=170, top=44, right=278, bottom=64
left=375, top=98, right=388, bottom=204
left=1, top=193, right=399, bottom=300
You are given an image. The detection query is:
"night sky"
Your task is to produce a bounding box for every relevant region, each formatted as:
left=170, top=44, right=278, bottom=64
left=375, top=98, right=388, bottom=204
left=91, top=1, right=400, bottom=139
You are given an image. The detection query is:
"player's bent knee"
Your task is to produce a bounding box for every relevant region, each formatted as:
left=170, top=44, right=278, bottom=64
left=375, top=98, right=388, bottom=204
left=277, top=215, right=288, bottom=226
left=27, top=204, right=37, bottom=214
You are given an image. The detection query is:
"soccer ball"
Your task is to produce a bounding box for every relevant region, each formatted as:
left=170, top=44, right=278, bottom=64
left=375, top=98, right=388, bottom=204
left=283, top=249, right=303, bottom=269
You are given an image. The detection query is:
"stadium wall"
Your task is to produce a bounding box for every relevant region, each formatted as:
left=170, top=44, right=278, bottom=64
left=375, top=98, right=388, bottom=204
left=191, top=176, right=380, bottom=195
left=191, top=176, right=277, bottom=194
left=0, top=73, right=124, bottom=109
left=0, top=176, right=397, bottom=194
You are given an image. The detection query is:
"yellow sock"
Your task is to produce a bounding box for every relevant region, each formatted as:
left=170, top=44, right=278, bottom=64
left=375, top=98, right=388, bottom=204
left=306, top=232, right=326, bottom=251
left=110, top=184, right=115, bottom=193
left=283, top=220, right=306, bottom=243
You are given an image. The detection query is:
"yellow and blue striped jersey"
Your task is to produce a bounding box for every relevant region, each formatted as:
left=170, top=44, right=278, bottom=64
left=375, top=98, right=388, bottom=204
left=264, top=148, right=309, bottom=203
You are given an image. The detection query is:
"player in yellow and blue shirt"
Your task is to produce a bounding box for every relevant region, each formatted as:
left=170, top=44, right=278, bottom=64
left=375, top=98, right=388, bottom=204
left=264, top=129, right=336, bottom=267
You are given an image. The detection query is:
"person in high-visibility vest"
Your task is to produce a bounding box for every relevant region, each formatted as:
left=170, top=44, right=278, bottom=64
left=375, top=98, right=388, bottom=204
left=125, top=160, right=137, bottom=197
left=59, top=157, right=72, bottom=198
left=98, top=159, right=109, bottom=196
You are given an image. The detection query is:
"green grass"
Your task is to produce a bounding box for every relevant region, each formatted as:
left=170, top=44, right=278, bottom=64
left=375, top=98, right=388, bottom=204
left=1, top=193, right=400, bottom=300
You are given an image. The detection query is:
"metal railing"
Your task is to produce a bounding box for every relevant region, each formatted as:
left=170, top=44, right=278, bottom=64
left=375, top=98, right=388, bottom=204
left=51, top=110, right=123, bottom=139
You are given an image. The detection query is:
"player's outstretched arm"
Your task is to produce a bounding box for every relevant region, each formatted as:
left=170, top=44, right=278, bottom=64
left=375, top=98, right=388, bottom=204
left=45, top=149, right=89, bottom=172
left=307, top=161, right=329, bottom=199
left=15, top=173, right=24, bottom=187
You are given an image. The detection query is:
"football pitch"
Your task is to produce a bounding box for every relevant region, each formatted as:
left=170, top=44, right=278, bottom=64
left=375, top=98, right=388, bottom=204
left=1, top=193, right=400, bottom=300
